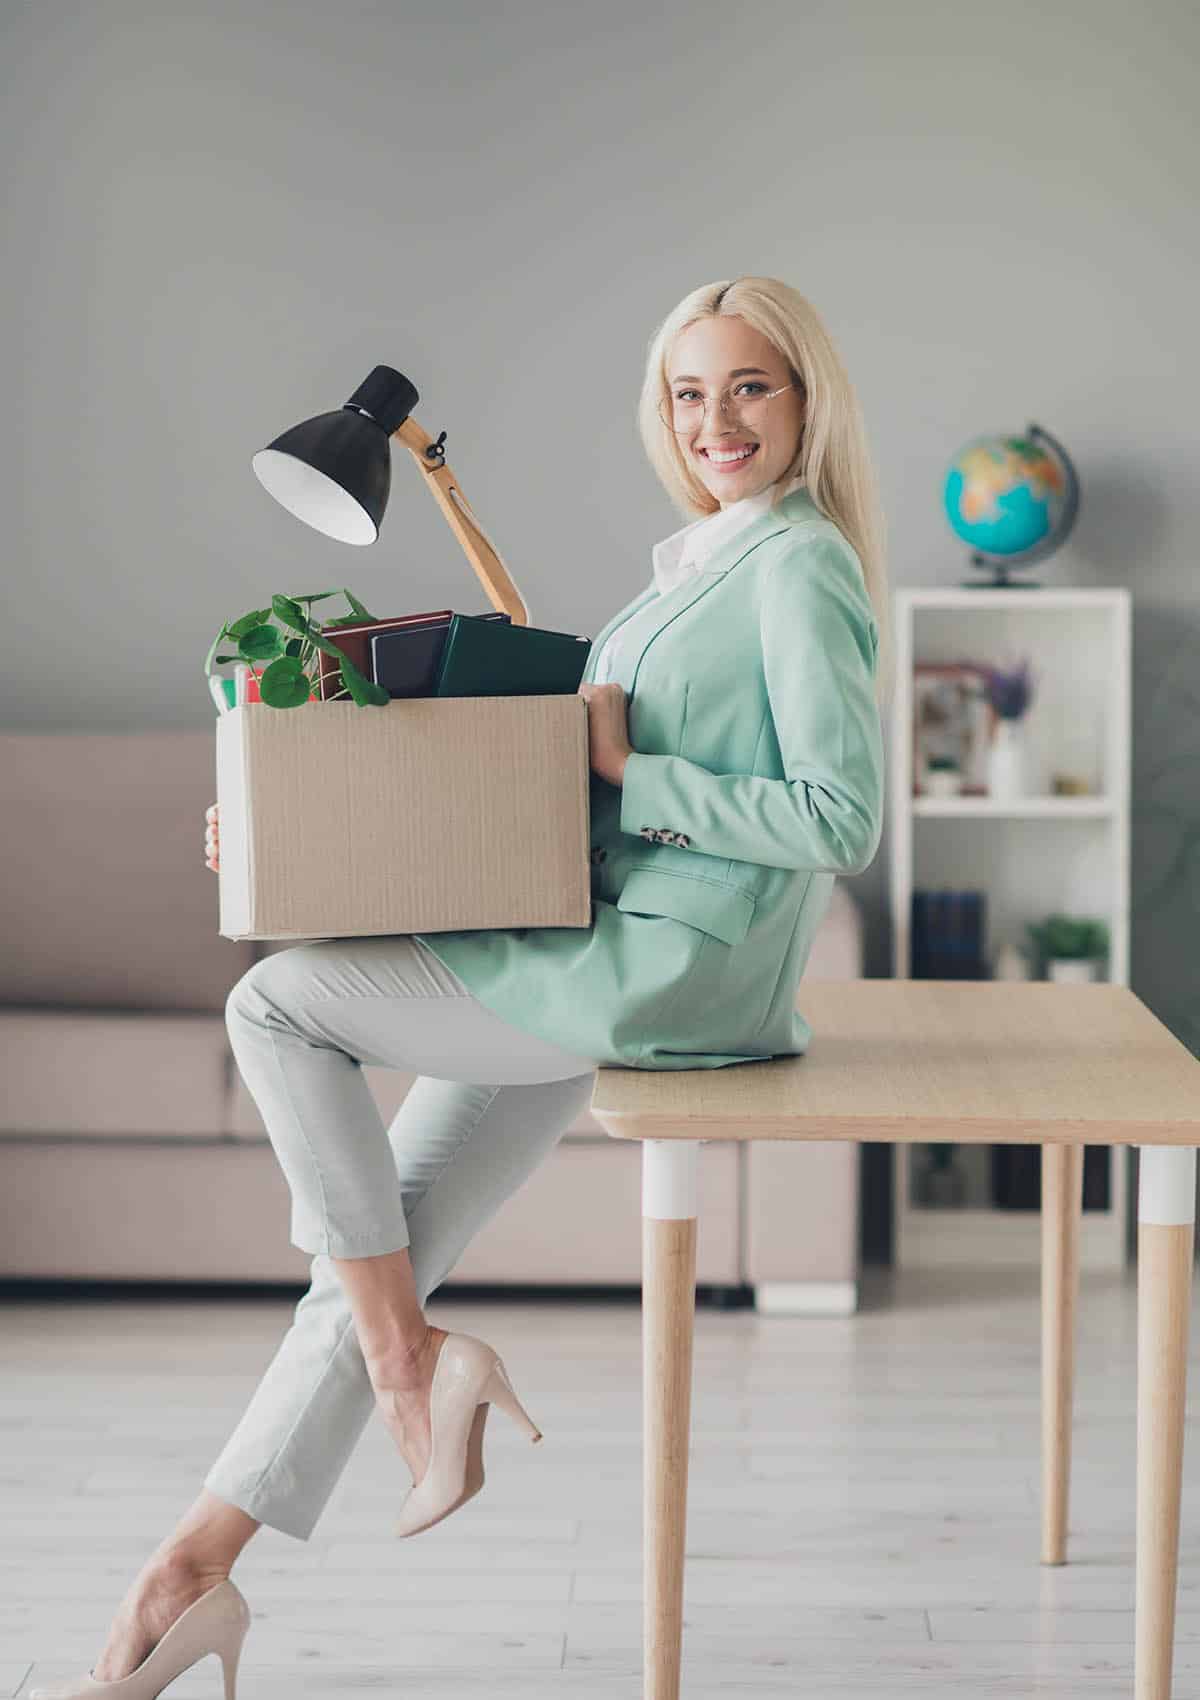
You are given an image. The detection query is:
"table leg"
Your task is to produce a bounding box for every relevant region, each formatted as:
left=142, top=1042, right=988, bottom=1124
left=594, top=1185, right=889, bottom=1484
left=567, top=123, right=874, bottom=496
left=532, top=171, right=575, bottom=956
left=1135, top=1143, right=1196, bottom=1700
left=1041, top=1141, right=1083, bottom=1564
left=642, top=1138, right=700, bottom=1700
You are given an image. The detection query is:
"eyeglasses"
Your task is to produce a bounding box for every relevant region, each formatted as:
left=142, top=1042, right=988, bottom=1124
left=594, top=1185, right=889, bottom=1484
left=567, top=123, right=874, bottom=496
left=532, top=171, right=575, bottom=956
left=658, top=380, right=798, bottom=436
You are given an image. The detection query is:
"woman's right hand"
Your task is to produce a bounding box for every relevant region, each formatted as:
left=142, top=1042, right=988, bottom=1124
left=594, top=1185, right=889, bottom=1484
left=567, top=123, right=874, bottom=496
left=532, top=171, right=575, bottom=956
left=205, top=802, right=219, bottom=873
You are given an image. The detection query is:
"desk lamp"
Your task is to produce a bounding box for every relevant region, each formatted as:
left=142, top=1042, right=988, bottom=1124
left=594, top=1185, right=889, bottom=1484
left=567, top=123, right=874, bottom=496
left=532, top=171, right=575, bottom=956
left=251, top=364, right=530, bottom=626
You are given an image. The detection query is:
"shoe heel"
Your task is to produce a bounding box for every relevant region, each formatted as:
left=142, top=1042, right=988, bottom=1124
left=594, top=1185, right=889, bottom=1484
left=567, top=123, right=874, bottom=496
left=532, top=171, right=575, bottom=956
left=220, top=1622, right=248, bottom=1700
left=484, top=1358, right=543, bottom=1444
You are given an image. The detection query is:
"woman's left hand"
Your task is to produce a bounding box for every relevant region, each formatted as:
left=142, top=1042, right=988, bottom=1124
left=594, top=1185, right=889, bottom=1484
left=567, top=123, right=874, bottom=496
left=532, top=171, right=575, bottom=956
left=577, top=682, right=634, bottom=786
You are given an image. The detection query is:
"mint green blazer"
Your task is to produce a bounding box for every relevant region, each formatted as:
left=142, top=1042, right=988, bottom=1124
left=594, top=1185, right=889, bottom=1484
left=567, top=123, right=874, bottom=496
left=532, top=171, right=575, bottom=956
left=416, top=485, right=884, bottom=1070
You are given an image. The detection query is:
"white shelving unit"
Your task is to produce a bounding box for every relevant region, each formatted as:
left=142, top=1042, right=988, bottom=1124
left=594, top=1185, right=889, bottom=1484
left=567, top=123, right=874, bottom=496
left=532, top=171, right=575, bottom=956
left=889, top=586, right=1132, bottom=1271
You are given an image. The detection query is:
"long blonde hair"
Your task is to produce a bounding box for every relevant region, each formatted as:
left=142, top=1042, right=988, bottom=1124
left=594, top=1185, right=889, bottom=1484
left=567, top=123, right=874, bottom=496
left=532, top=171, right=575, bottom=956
left=637, top=276, right=894, bottom=710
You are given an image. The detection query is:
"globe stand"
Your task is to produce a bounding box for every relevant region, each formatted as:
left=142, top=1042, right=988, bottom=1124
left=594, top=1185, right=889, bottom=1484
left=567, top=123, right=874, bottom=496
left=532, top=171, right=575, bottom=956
left=962, top=560, right=1044, bottom=590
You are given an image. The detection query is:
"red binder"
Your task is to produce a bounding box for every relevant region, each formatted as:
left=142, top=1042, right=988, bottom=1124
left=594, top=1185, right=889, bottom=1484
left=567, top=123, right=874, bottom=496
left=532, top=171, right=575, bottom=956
left=316, top=610, right=455, bottom=700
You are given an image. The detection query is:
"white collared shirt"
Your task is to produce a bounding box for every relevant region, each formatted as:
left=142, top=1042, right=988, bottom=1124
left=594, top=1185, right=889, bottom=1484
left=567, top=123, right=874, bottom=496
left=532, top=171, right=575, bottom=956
left=591, top=473, right=805, bottom=686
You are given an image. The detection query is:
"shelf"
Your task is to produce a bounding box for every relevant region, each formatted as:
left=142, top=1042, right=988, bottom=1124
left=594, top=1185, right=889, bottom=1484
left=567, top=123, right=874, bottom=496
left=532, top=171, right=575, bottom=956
left=904, top=587, right=1130, bottom=611
left=890, top=586, right=1132, bottom=1273
left=912, top=796, right=1117, bottom=818
left=901, top=1199, right=1127, bottom=1272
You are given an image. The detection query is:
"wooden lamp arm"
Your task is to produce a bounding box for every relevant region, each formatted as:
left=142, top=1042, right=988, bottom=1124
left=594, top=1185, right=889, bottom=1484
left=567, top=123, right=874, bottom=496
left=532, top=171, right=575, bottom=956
left=393, top=416, right=530, bottom=627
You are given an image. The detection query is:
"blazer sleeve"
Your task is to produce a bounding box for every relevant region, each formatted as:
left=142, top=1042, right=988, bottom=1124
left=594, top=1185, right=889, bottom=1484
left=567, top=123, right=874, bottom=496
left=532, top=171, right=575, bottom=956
left=617, top=528, right=884, bottom=874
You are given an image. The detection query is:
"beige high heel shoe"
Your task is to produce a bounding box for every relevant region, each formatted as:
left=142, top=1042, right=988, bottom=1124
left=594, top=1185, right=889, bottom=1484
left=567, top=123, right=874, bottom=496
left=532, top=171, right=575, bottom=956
left=392, top=1330, right=543, bottom=1538
left=28, top=1578, right=251, bottom=1700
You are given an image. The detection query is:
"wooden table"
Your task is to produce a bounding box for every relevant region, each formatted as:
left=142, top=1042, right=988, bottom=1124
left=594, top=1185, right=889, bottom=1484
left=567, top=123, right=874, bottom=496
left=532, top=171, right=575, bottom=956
left=588, top=980, right=1200, bottom=1700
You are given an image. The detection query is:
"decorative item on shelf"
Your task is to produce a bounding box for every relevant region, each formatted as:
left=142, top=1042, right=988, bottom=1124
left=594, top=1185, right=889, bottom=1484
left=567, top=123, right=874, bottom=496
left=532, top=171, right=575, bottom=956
left=1051, top=772, right=1095, bottom=796
left=914, top=1143, right=967, bottom=1207
left=924, top=755, right=963, bottom=798
left=1025, top=914, right=1110, bottom=983
left=204, top=589, right=389, bottom=712
left=993, top=940, right=1032, bottom=981
left=941, top=422, right=1080, bottom=589
left=983, top=658, right=1036, bottom=800
left=912, top=662, right=992, bottom=795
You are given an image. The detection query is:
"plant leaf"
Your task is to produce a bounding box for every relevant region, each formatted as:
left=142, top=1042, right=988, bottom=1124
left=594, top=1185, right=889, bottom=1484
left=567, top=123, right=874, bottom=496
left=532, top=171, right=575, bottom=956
left=258, top=655, right=313, bottom=708
left=338, top=647, right=390, bottom=706
left=342, top=589, right=377, bottom=621
left=239, top=623, right=284, bottom=661
left=228, top=610, right=272, bottom=639
left=272, top=595, right=314, bottom=637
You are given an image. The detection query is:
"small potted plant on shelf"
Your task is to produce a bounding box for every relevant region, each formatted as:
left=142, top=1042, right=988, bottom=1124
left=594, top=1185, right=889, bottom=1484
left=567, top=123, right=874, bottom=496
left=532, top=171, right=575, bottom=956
left=1025, top=913, right=1110, bottom=983
left=924, top=753, right=963, bottom=798
left=983, top=658, right=1036, bottom=801
left=203, top=589, right=390, bottom=710
left=914, top=1142, right=967, bottom=1206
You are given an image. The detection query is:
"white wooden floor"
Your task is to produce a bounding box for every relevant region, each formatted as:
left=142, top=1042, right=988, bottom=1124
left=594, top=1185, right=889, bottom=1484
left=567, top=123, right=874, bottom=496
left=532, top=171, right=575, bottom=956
left=5, top=1262, right=1200, bottom=1698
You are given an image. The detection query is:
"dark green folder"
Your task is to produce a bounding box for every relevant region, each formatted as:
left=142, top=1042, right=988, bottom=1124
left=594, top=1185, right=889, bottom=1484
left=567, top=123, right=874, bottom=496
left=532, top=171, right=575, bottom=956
left=431, top=613, right=591, bottom=697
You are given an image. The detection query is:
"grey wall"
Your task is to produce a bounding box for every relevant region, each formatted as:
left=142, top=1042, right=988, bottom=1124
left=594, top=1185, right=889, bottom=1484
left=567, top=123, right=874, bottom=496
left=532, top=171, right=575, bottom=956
left=4, top=0, right=1197, bottom=1044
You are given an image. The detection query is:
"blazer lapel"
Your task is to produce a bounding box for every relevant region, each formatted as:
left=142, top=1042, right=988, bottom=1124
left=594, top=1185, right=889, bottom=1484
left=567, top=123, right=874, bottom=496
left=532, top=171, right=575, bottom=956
left=581, top=486, right=820, bottom=692
left=623, top=505, right=797, bottom=697
left=581, top=585, right=659, bottom=686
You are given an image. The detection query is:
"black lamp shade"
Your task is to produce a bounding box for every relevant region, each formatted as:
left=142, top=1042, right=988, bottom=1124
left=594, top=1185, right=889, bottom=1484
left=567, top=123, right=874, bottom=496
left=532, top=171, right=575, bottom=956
left=251, top=366, right=420, bottom=546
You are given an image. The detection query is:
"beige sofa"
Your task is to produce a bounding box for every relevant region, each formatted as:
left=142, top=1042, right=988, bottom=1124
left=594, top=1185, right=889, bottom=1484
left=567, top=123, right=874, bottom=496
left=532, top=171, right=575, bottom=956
left=0, top=728, right=866, bottom=1313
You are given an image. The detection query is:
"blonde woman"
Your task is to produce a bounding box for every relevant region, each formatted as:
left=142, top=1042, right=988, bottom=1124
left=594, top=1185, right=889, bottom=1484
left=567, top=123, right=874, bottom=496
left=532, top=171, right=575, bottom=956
left=37, top=276, right=888, bottom=1699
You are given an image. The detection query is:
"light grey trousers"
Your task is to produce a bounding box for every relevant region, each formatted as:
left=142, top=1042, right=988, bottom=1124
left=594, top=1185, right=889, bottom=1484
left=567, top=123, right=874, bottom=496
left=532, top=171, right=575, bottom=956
left=202, top=934, right=599, bottom=1541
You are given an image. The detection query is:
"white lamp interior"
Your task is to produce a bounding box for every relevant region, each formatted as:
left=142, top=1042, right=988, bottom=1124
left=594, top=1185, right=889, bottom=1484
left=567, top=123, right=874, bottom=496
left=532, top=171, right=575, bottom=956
left=251, top=448, right=377, bottom=545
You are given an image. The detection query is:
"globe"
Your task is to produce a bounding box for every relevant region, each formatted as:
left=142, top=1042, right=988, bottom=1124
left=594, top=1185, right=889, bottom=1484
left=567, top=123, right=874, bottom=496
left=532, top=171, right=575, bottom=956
left=942, top=423, right=1079, bottom=585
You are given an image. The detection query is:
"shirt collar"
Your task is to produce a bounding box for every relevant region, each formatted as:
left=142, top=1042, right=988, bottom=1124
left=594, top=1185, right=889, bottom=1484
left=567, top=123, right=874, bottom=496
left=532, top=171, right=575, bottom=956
left=651, top=473, right=807, bottom=596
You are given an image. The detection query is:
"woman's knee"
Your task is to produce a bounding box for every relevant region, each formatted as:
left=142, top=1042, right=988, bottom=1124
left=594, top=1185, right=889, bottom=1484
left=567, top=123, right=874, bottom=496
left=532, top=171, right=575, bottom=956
left=225, top=944, right=317, bottom=1027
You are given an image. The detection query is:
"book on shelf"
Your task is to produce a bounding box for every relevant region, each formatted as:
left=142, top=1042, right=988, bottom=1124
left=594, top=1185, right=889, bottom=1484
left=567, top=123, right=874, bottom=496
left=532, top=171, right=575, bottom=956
left=910, top=889, right=989, bottom=979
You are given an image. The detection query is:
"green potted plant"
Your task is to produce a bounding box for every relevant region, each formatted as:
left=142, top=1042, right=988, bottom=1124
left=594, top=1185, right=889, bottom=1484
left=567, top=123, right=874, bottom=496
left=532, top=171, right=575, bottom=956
left=1025, top=913, right=1110, bottom=983
left=204, top=589, right=390, bottom=710
left=914, top=1142, right=967, bottom=1206
left=924, top=753, right=963, bottom=799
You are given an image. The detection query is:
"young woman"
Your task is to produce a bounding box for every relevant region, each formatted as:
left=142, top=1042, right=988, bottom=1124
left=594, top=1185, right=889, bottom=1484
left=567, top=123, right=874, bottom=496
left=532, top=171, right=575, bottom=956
left=38, top=276, right=889, bottom=1699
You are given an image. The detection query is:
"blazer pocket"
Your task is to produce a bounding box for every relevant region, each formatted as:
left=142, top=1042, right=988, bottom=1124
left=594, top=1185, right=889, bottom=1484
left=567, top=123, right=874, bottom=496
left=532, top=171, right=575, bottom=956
left=616, top=866, right=756, bottom=947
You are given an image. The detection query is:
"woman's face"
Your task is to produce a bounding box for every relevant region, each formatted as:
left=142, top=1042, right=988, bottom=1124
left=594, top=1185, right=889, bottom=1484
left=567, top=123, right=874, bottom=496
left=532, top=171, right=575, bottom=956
left=665, top=315, right=805, bottom=508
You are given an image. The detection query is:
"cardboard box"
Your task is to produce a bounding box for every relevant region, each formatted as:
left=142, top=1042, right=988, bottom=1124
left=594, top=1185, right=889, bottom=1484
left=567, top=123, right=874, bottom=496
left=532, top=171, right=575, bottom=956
left=216, top=697, right=591, bottom=941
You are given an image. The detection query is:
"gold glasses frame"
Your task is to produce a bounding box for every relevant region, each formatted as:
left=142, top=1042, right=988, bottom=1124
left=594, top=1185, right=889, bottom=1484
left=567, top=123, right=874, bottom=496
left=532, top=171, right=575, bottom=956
left=658, top=380, right=798, bottom=435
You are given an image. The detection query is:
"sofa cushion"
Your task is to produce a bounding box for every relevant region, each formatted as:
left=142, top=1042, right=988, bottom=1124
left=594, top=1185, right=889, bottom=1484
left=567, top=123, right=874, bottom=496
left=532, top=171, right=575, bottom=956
left=0, top=1009, right=229, bottom=1138
left=0, top=730, right=254, bottom=1010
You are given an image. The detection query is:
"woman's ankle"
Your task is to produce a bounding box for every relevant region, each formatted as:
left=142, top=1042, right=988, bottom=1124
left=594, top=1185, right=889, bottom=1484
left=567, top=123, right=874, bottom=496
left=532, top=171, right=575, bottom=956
left=149, top=1489, right=260, bottom=1582
left=150, top=1545, right=231, bottom=1587
left=366, top=1323, right=448, bottom=1394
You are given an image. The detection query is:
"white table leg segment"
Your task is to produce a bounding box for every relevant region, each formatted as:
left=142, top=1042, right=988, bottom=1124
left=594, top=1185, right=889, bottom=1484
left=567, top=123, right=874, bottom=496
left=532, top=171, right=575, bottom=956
left=1135, top=1144, right=1196, bottom=1700
left=642, top=1139, right=701, bottom=1700
left=643, top=1136, right=700, bottom=1220
left=1138, top=1144, right=1197, bottom=1225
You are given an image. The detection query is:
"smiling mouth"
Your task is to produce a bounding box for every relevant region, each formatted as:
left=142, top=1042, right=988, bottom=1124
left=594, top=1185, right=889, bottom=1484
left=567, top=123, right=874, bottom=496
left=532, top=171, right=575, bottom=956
left=699, top=443, right=760, bottom=465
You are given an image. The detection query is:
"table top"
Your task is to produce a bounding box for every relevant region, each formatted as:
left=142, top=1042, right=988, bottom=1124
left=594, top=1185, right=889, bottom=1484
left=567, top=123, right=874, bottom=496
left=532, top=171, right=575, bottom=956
left=589, top=981, right=1200, bottom=1145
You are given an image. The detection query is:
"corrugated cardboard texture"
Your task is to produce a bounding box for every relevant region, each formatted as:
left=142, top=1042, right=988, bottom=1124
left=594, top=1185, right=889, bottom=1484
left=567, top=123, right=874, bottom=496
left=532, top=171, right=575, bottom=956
left=217, top=696, right=590, bottom=940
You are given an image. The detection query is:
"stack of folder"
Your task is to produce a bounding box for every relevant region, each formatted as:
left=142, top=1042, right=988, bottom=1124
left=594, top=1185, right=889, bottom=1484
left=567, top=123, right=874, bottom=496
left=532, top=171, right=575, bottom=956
left=317, top=610, right=592, bottom=703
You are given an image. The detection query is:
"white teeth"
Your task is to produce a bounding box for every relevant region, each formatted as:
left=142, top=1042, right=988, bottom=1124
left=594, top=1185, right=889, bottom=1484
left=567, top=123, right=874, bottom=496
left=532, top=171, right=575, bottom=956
left=705, top=446, right=757, bottom=464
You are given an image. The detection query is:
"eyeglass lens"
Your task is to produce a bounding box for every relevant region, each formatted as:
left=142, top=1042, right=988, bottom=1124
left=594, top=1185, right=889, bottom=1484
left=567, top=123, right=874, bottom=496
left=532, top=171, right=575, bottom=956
left=658, top=381, right=794, bottom=435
